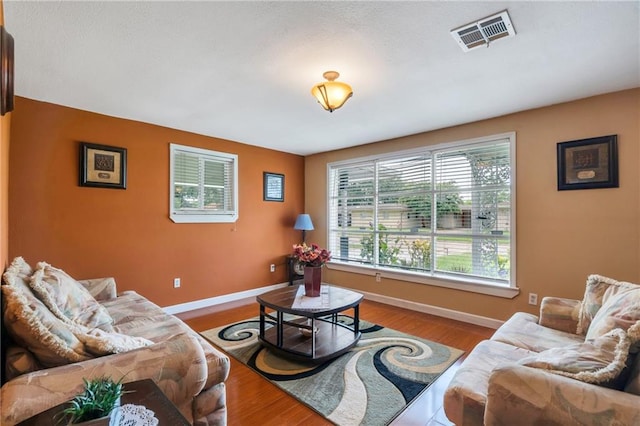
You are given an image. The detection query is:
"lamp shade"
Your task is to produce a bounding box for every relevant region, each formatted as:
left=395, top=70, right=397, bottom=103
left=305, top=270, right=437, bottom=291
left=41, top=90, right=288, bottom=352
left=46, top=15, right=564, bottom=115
left=311, top=71, right=353, bottom=112
left=294, top=214, right=314, bottom=231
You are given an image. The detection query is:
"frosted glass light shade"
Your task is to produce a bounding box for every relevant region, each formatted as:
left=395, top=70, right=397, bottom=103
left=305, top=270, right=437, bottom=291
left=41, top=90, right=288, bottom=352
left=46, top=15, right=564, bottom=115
left=311, top=71, right=353, bottom=112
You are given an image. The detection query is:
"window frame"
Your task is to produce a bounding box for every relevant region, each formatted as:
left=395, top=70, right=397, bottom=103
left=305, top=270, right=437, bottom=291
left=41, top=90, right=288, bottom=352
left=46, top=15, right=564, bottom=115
left=169, top=143, right=239, bottom=224
left=326, top=132, right=517, bottom=298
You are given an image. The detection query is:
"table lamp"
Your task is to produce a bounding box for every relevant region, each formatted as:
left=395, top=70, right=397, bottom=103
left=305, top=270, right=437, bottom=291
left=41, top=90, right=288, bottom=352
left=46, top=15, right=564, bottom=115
left=294, top=214, right=314, bottom=243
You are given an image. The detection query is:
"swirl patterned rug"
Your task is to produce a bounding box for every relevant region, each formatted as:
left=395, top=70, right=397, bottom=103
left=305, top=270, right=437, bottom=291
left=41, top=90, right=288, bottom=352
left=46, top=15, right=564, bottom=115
left=200, top=315, right=463, bottom=426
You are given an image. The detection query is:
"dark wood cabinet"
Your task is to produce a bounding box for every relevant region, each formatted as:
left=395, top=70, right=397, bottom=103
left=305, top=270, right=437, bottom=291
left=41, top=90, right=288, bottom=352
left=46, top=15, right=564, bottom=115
left=287, top=255, right=304, bottom=286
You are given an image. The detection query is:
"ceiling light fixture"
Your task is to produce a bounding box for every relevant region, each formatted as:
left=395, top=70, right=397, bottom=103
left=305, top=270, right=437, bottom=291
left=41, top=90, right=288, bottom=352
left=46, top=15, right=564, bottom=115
left=311, top=71, right=353, bottom=112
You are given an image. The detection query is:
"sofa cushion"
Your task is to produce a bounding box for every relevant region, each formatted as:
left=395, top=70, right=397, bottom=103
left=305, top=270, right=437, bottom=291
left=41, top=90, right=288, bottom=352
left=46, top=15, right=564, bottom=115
left=78, top=328, right=153, bottom=356
left=101, top=290, right=230, bottom=389
left=625, top=353, right=640, bottom=395
left=518, top=328, right=630, bottom=386
left=577, top=275, right=638, bottom=335
left=491, top=312, right=583, bottom=353
left=4, top=256, right=33, bottom=278
left=2, top=258, right=151, bottom=369
left=486, top=363, right=640, bottom=426
left=585, top=285, right=640, bottom=350
left=443, top=340, right=535, bottom=426
left=2, top=257, right=35, bottom=295
left=1, top=285, right=92, bottom=367
left=2, top=257, right=94, bottom=368
left=4, top=345, right=41, bottom=381
left=29, top=262, right=114, bottom=331
left=538, top=296, right=581, bottom=334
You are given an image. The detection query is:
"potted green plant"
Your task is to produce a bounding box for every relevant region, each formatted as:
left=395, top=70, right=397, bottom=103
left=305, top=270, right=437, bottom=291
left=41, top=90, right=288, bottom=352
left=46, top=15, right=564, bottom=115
left=56, top=376, right=124, bottom=425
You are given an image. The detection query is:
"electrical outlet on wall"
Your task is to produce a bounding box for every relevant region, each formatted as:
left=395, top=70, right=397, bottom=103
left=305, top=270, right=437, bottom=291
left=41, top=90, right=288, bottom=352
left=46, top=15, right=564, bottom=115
left=528, top=293, right=538, bottom=305
left=270, top=264, right=276, bottom=273
left=173, top=278, right=181, bottom=288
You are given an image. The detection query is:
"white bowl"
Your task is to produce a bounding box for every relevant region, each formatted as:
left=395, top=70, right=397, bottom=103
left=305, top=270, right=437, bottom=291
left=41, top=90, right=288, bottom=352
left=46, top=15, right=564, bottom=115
left=299, top=326, right=318, bottom=337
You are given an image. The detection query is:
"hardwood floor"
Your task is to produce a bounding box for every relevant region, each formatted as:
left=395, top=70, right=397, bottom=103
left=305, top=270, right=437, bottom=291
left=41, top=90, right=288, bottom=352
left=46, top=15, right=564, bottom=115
left=177, top=298, right=494, bottom=426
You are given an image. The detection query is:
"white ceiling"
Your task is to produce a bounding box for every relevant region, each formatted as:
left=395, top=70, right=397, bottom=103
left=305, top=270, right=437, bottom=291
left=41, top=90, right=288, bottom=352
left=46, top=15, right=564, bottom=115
left=5, top=1, right=640, bottom=156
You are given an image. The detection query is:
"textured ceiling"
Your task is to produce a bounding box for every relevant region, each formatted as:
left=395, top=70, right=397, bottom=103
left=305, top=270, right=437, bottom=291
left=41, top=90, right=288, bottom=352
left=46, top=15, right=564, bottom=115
left=5, top=1, right=640, bottom=155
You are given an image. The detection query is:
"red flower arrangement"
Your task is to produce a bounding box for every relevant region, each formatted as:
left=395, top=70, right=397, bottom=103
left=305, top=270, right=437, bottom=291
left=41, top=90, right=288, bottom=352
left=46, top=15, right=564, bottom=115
left=292, top=243, right=332, bottom=267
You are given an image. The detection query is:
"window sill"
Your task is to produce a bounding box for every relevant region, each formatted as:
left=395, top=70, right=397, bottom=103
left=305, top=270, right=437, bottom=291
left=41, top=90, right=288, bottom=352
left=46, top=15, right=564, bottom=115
left=170, top=213, right=238, bottom=223
left=326, top=261, right=520, bottom=299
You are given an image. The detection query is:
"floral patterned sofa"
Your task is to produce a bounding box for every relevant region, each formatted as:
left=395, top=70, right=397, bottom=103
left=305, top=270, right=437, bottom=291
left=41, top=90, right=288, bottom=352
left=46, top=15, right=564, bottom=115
left=444, top=274, right=640, bottom=425
left=0, top=257, right=230, bottom=425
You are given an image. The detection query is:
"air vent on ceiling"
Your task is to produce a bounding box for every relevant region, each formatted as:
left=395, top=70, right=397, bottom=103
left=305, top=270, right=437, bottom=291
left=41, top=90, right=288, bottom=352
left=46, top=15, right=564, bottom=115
left=450, top=10, right=515, bottom=52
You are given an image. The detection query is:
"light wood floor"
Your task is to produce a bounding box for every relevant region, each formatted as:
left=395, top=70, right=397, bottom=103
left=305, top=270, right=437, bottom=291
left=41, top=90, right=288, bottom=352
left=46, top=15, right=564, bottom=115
left=177, top=298, right=494, bottom=426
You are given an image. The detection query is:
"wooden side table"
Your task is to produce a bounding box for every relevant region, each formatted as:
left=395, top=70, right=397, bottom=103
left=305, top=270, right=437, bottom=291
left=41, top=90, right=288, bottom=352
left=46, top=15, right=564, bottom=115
left=18, top=379, right=190, bottom=425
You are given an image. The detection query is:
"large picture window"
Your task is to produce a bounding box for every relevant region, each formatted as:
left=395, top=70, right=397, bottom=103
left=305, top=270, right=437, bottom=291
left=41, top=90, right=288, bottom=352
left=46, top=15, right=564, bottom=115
left=328, top=133, right=515, bottom=288
left=170, top=143, right=238, bottom=223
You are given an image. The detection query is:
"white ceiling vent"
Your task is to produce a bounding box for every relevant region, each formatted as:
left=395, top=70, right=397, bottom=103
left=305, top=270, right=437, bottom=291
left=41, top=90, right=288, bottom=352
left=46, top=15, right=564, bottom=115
left=451, top=10, right=515, bottom=52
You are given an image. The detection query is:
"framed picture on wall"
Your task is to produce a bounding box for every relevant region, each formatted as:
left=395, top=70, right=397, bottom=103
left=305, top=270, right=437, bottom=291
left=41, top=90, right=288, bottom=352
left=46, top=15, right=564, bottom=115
left=0, top=26, right=14, bottom=116
left=79, top=142, right=127, bottom=189
left=557, top=135, right=618, bottom=191
left=263, top=172, right=284, bottom=202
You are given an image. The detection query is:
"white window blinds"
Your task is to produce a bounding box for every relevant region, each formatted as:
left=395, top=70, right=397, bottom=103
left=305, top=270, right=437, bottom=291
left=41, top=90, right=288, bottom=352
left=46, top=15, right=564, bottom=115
left=328, top=133, right=515, bottom=287
left=170, top=144, right=238, bottom=223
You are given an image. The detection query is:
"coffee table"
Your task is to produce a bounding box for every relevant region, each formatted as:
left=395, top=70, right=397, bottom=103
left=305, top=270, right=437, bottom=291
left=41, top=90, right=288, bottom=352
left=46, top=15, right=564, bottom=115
left=256, top=284, right=363, bottom=363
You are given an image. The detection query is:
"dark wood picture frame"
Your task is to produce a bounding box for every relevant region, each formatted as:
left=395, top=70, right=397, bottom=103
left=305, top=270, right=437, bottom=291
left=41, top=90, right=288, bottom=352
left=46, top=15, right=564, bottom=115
left=79, top=142, right=127, bottom=189
left=0, top=25, right=14, bottom=116
left=263, top=172, right=284, bottom=202
left=557, top=135, right=618, bottom=191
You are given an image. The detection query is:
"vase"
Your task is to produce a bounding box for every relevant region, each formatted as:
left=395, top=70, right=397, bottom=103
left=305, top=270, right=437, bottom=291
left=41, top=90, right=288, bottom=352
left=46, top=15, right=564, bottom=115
left=304, top=266, right=322, bottom=297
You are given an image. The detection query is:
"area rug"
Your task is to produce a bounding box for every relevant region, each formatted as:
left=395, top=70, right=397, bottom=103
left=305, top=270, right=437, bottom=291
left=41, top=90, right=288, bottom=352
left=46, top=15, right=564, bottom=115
left=200, top=315, right=463, bottom=425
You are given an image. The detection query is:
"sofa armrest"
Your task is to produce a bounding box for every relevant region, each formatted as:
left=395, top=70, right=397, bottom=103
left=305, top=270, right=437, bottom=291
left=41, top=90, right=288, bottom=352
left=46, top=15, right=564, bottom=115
left=485, top=364, right=640, bottom=426
left=538, top=296, right=581, bottom=334
left=4, top=345, right=41, bottom=381
left=1, top=333, right=207, bottom=425
left=77, top=277, right=117, bottom=301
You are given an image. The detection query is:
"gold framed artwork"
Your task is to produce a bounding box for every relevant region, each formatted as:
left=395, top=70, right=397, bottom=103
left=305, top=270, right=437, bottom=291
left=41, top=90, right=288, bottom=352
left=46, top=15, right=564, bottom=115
left=557, top=135, right=618, bottom=191
left=79, top=142, right=127, bottom=189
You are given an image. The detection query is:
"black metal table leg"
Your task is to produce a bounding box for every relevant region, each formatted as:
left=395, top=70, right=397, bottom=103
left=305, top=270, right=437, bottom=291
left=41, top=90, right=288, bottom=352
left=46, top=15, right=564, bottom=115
left=311, top=317, right=316, bottom=357
left=277, top=311, right=283, bottom=347
left=353, top=305, right=360, bottom=336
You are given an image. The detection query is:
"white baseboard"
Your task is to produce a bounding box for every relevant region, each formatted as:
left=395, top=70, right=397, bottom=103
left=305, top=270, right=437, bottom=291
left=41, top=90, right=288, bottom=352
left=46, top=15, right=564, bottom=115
left=163, top=283, right=503, bottom=329
left=358, top=290, right=503, bottom=329
left=162, top=282, right=288, bottom=315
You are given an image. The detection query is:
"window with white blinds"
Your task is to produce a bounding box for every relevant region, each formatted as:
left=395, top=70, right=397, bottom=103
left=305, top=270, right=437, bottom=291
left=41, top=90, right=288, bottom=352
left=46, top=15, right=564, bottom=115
left=328, top=133, right=515, bottom=287
left=170, top=143, right=238, bottom=223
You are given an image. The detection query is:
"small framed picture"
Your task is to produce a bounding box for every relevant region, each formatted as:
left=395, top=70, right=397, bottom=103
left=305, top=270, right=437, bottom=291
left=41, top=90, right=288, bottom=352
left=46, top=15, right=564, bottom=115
left=0, top=26, right=14, bottom=116
left=557, top=135, right=618, bottom=191
left=263, top=172, right=284, bottom=202
left=79, top=142, right=127, bottom=189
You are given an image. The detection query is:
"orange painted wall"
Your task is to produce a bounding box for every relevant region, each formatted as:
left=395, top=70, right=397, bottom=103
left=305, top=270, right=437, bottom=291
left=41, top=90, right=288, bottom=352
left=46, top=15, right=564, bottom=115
left=9, top=97, right=304, bottom=307
left=305, top=88, right=640, bottom=321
